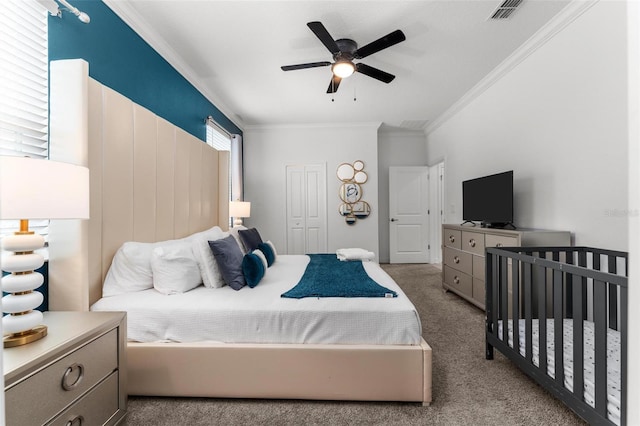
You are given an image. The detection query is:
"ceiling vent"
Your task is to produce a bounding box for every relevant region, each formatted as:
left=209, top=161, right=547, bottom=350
left=489, top=0, right=523, bottom=20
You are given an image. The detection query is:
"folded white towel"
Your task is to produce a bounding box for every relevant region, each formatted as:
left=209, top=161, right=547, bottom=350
left=336, top=248, right=375, bottom=262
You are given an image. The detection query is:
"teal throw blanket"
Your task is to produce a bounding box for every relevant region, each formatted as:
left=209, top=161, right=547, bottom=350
left=281, top=254, right=397, bottom=299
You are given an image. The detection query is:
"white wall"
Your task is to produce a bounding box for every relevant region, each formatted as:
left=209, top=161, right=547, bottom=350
left=426, top=1, right=628, bottom=251
left=377, top=126, right=428, bottom=262
left=243, top=123, right=380, bottom=256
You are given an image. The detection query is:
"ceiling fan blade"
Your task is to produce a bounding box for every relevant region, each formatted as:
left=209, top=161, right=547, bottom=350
left=355, top=63, right=395, bottom=83
left=307, top=21, right=341, bottom=55
left=326, top=75, right=342, bottom=94
left=354, top=29, right=406, bottom=59
left=281, top=62, right=331, bottom=71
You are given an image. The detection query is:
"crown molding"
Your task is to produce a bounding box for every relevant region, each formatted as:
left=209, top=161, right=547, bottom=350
left=425, top=0, right=599, bottom=135
left=102, top=0, right=244, bottom=132
left=244, top=122, right=383, bottom=131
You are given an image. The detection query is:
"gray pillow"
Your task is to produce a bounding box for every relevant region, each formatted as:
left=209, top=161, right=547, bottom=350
left=208, top=235, right=246, bottom=290
left=238, top=227, right=263, bottom=252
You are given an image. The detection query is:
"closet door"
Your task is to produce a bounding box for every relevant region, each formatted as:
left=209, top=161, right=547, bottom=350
left=286, top=164, right=327, bottom=254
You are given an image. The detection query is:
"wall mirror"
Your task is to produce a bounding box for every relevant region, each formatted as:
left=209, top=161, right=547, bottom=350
left=336, top=163, right=355, bottom=182
left=338, top=203, right=352, bottom=217
left=336, top=160, right=371, bottom=224
left=339, top=182, right=362, bottom=203
left=354, top=171, right=368, bottom=184
left=351, top=201, right=371, bottom=219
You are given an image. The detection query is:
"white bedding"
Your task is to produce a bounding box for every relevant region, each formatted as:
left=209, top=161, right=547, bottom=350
left=498, top=319, right=621, bottom=425
left=91, top=255, right=422, bottom=345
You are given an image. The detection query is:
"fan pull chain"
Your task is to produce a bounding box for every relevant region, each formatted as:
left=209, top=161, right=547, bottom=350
left=353, top=85, right=357, bottom=102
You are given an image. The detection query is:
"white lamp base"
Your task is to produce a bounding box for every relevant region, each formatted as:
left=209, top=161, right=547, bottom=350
left=233, top=218, right=244, bottom=227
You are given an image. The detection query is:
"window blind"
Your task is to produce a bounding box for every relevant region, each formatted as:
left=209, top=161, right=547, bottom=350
left=0, top=0, right=49, bottom=239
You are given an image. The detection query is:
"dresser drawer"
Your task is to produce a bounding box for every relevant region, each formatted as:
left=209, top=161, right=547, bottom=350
left=472, top=255, right=485, bottom=279
left=461, top=231, right=485, bottom=256
left=443, top=265, right=472, bottom=297
left=444, top=247, right=472, bottom=275
left=6, top=329, right=118, bottom=426
left=443, top=228, right=461, bottom=249
left=486, top=234, right=518, bottom=249
left=472, top=278, right=486, bottom=308
left=49, top=372, right=119, bottom=426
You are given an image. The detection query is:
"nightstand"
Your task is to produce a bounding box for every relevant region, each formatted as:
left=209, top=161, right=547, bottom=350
left=4, top=311, right=127, bottom=425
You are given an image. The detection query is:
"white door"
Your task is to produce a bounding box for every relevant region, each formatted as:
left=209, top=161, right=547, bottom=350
left=389, top=167, right=429, bottom=263
left=286, top=164, right=327, bottom=254
left=428, top=162, right=445, bottom=263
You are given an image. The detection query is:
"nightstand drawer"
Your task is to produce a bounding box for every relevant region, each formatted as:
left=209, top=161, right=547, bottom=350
left=461, top=231, right=485, bottom=256
left=443, top=265, right=472, bottom=296
left=49, top=372, right=119, bottom=426
left=444, top=247, right=472, bottom=275
left=485, top=234, right=518, bottom=249
left=444, top=229, right=461, bottom=249
left=6, top=329, right=118, bottom=426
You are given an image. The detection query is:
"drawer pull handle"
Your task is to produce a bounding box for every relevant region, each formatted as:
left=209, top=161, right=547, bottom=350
left=449, top=235, right=455, bottom=243
left=469, top=239, right=476, bottom=248
left=62, top=363, right=84, bottom=391
left=453, top=256, right=460, bottom=264
left=66, top=415, right=84, bottom=426
left=453, top=276, right=460, bottom=285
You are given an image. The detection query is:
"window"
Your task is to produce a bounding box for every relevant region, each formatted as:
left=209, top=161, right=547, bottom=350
left=206, top=118, right=233, bottom=226
left=0, top=0, right=49, bottom=238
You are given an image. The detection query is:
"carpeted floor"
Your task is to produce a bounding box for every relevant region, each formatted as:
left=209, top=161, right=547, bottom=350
left=122, top=263, right=585, bottom=425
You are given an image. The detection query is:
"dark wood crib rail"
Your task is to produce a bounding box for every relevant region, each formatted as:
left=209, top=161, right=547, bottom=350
left=485, top=246, right=628, bottom=426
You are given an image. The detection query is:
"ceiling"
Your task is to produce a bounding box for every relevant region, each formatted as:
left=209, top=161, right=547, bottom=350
left=105, top=0, right=571, bottom=131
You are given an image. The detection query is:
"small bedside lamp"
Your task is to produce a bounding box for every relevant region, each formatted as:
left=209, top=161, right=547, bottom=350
left=229, top=201, right=251, bottom=227
left=0, top=156, right=89, bottom=347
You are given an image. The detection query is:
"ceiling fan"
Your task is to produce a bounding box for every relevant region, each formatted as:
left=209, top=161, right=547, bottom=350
left=281, top=21, right=406, bottom=94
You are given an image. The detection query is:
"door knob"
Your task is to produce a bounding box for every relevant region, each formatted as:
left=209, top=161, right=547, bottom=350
left=390, top=218, right=398, bottom=222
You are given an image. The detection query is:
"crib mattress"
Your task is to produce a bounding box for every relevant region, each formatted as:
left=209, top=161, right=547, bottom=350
left=498, top=319, right=621, bottom=425
left=91, top=255, right=422, bottom=345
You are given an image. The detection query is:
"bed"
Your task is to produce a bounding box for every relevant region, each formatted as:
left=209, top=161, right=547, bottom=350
left=47, top=59, right=432, bottom=405
left=485, top=246, right=627, bottom=425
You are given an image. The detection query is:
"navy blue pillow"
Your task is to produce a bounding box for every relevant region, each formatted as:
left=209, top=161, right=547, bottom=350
left=242, top=252, right=266, bottom=288
left=238, top=228, right=263, bottom=252
left=208, top=235, right=246, bottom=290
left=257, top=242, right=275, bottom=267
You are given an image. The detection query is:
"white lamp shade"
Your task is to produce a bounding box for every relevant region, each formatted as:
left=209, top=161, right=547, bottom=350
left=0, top=156, right=90, bottom=220
left=229, top=201, right=251, bottom=218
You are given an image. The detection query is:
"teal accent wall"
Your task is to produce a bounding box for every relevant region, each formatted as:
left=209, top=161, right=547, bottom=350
left=48, top=0, right=241, bottom=139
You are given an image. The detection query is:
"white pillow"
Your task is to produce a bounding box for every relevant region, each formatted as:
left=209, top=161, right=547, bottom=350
left=151, top=243, right=202, bottom=295
left=191, top=226, right=227, bottom=288
left=102, top=241, right=156, bottom=297
left=229, top=225, right=248, bottom=253
left=252, top=249, right=268, bottom=270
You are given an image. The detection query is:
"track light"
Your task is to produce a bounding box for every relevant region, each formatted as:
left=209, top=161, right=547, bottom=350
left=56, top=0, right=90, bottom=24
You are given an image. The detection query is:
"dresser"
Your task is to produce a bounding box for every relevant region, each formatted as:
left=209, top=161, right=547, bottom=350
left=442, top=224, right=571, bottom=310
left=4, top=311, right=127, bottom=425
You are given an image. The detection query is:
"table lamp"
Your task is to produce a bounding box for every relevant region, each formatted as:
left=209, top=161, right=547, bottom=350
left=0, top=156, right=89, bottom=347
left=229, top=201, right=251, bottom=227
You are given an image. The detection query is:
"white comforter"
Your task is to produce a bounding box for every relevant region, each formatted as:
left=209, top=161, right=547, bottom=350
left=91, top=255, right=422, bottom=345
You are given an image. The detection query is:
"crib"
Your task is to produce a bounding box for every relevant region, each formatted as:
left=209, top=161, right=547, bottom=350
left=485, top=246, right=628, bottom=426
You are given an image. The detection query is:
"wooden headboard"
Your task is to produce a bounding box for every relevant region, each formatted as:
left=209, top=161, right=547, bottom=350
left=48, top=59, right=229, bottom=311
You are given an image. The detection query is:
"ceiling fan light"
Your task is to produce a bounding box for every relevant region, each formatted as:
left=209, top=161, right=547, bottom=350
left=332, top=61, right=355, bottom=78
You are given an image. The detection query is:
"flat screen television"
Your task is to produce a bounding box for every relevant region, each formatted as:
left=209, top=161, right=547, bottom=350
left=462, top=170, right=514, bottom=228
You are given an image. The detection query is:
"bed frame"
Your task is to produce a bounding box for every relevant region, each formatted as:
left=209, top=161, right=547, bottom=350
left=47, top=59, right=432, bottom=405
left=485, top=246, right=627, bottom=425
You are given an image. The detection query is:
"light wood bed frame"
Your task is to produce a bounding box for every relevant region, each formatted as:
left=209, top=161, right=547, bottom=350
left=48, top=59, right=432, bottom=405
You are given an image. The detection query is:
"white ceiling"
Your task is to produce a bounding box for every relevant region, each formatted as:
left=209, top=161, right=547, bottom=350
left=105, top=0, right=571, bottom=131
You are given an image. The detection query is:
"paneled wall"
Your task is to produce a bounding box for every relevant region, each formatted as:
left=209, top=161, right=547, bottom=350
left=49, top=59, right=228, bottom=310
